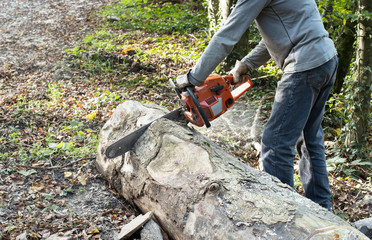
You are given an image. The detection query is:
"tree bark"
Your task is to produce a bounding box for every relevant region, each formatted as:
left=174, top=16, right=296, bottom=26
left=207, top=0, right=234, bottom=35
left=345, top=0, right=372, bottom=147
left=320, top=1, right=357, bottom=96
left=96, top=101, right=368, bottom=240
left=333, top=19, right=356, bottom=95
left=207, top=0, right=220, bottom=35
left=207, top=0, right=250, bottom=72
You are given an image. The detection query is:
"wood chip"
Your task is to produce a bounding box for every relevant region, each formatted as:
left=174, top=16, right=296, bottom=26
left=118, top=212, right=154, bottom=240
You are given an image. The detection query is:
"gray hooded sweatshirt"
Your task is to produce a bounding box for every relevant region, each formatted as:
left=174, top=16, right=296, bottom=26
left=189, top=0, right=337, bottom=85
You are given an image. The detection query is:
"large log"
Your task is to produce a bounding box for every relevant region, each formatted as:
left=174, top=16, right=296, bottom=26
left=96, top=101, right=368, bottom=240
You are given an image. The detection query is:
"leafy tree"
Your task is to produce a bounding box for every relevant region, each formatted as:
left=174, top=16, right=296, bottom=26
left=318, top=0, right=358, bottom=95
left=344, top=0, right=372, bottom=149
left=206, top=0, right=253, bottom=71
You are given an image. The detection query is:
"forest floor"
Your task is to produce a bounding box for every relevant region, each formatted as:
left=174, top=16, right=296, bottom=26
left=0, top=0, right=370, bottom=239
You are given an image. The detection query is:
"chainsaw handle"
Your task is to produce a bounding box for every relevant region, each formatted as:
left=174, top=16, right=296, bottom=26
left=223, top=74, right=253, bottom=101
left=169, top=78, right=183, bottom=99
left=186, top=87, right=211, bottom=128
left=232, top=78, right=253, bottom=101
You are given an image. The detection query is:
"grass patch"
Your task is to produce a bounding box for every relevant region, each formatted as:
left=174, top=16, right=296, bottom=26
left=101, top=0, right=208, bottom=34
left=65, top=0, right=208, bottom=78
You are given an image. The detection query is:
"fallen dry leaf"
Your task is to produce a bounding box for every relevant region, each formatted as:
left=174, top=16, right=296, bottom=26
left=30, top=182, right=45, bottom=191
left=64, top=171, right=73, bottom=178
left=77, top=174, right=88, bottom=186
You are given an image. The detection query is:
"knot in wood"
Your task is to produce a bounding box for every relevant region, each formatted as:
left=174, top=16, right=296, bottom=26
left=208, top=182, right=220, bottom=193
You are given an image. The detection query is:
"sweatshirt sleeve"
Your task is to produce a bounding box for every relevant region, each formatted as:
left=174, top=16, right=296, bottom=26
left=241, top=39, right=271, bottom=71
left=189, top=0, right=269, bottom=86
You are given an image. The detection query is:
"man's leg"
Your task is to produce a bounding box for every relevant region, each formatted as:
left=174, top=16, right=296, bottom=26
left=297, top=57, right=338, bottom=210
left=297, top=130, right=331, bottom=210
left=262, top=70, right=315, bottom=188
left=262, top=57, right=338, bottom=202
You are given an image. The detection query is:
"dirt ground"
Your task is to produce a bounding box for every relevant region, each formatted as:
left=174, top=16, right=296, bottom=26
left=0, top=1, right=141, bottom=239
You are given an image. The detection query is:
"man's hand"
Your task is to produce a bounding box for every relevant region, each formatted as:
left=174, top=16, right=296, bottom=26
left=230, top=60, right=249, bottom=84
left=175, top=72, right=193, bottom=90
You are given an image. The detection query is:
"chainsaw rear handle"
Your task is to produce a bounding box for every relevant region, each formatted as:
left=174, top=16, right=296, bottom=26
left=223, top=74, right=253, bottom=101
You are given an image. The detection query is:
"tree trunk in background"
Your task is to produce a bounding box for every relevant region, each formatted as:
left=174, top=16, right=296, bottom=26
left=207, top=0, right=220, bottom=35
left=207, top=0, right=250, bottom=72
left=321, top=0, right=356, bottom=96
left=207, top=0, right=233, bottom=35
left=219, top=0, right=232, bottom=22
left=333, top=19, right=356, bottom=95
left=320, top=0, right=333, bottom=22
left=345, top=0, right=372, bottom=147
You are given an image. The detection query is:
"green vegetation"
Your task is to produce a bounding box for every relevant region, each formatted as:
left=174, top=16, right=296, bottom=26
left=100, top=0, right=208, bottom=34
left=317, top=0, right=372, bottom=178
left=65, top=0, right=208, bottom=77
left=1, top=0, right=209, bottom=170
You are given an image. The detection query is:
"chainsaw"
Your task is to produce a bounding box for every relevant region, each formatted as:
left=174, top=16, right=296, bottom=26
left=105, top=74, right=253, bottom=158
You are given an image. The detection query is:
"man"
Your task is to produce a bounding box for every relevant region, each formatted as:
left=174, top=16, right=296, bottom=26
left=175, top=0, right=338, bottom=211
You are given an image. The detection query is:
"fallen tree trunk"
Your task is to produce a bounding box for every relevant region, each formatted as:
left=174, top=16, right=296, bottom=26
left=96, top=100, right=368, bottom=240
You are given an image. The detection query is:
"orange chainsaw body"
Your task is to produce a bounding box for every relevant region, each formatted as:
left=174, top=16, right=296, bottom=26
left=182, top=74, right=252, bottom=127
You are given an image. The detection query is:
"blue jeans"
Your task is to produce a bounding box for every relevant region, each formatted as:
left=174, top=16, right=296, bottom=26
left=262, top=56, right=338, bottom=211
